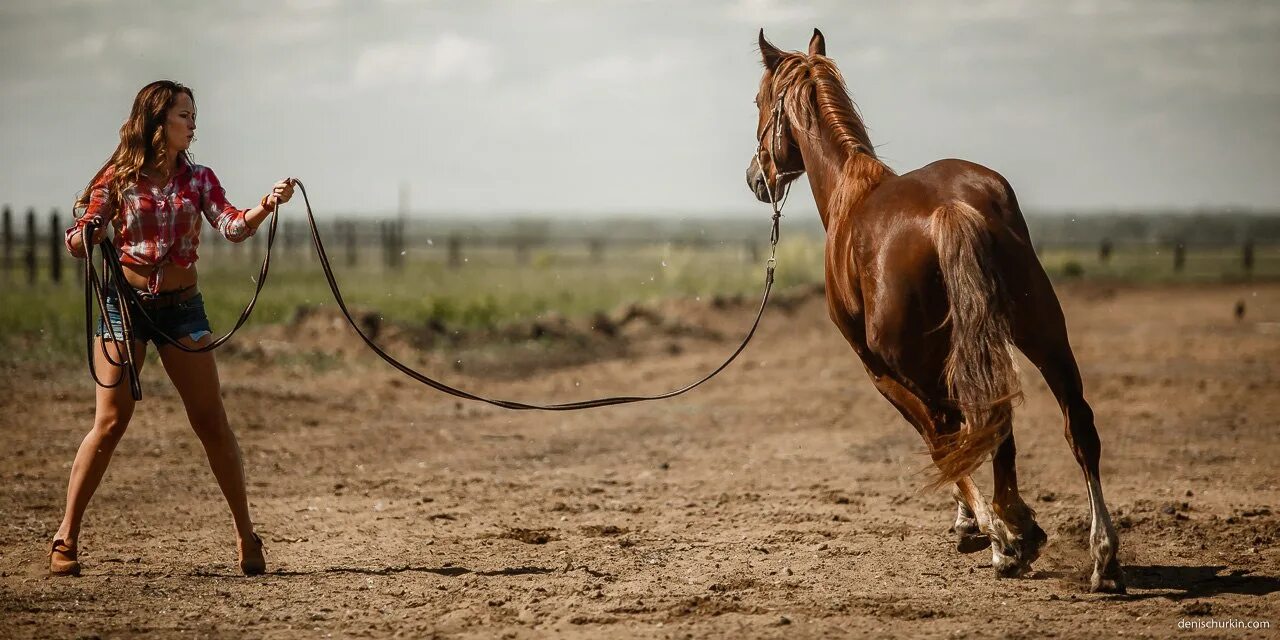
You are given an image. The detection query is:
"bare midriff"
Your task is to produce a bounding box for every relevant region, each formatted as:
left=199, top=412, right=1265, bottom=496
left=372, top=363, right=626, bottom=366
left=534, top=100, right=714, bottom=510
left=119, top=262, right=198, bottom=293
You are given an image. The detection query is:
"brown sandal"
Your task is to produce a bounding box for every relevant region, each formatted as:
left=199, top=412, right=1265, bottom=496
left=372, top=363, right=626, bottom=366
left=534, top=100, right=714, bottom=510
left=49, top=539, right=81, bottom=577
left=238, top=533, right=266, bottom=576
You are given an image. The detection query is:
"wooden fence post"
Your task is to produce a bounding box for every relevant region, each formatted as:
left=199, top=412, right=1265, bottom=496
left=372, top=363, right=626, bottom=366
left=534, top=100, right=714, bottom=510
left=394, top=219, right=405, bottom=269
left=381, top=220, right=404, bottom=270
left=24, top=207, right=37, bottom=285
left=2, top=205, right=12, bottom=280
left=448, top=233, right=462, bottom=268
left=380, top=221, right=390, bottom=269
left=514, top=238, right=529, bottom=265
left=49, top=209, right=62, bottom=284
left=344, top=221, right=357, bottom=267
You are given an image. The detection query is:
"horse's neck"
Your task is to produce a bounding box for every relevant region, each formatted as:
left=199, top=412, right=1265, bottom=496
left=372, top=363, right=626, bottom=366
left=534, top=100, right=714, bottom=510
left=795, top=125, right=887, bottom=230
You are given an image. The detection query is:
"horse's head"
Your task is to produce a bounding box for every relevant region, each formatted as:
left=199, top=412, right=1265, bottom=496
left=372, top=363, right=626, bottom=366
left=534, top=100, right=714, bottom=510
left=746, top=28, right=825, bottom=204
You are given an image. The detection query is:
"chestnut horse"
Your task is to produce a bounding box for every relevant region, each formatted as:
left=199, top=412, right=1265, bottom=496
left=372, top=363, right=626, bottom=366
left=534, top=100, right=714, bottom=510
left=746, top=29, right=1124, bottom=592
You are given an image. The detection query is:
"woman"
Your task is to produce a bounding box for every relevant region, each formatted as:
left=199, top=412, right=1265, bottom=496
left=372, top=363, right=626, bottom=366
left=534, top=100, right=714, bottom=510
left=54, top=80, right=294, bottom=577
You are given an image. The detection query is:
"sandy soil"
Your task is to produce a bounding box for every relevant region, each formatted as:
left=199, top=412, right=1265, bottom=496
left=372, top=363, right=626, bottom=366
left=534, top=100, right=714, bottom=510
left=2, top=282, right=1278, bottom=639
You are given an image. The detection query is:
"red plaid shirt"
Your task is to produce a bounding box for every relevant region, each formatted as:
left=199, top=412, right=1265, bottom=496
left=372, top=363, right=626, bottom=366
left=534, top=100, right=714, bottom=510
left=66, top=158, right=254, bottom=292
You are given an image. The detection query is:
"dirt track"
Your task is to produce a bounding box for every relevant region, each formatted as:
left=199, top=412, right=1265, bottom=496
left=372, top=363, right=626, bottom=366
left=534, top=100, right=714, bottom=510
left=2, top=282, right=1279, bottom=639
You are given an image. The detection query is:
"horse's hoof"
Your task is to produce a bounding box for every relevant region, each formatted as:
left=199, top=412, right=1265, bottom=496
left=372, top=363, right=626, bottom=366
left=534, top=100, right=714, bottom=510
left=1090, top=570, right=1127, bottom=594
left=956, top=532, right=989, bottom=554
left=1085, top=576, right=1126, bottom=593
left=1019, top=522, right=1049, bottom=567
left=994, top=553, right=1027, bottom=578
left=953, top=516, right=986, bottom=554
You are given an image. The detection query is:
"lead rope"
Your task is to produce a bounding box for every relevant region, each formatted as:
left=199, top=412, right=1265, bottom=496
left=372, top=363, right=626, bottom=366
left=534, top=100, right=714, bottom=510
left=282, top=95, right=793, bottom=410
left=80, top=99, right=790, bottom=409
left=286, top=172, right=779, bottom=410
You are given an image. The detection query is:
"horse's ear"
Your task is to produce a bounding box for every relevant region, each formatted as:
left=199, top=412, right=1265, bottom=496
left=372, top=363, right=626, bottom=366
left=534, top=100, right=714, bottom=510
left=808, top=28, right=826, bottom=57
left=759, top=29, right=784, bottom=72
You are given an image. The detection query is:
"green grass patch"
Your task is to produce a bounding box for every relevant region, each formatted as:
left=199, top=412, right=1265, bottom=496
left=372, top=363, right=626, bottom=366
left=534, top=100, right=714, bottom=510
left=1037, top=245, right=1280, bottom=283
left=4, top=238, right=1276, bottom=366
left=0, top=239, right=826, bottom=363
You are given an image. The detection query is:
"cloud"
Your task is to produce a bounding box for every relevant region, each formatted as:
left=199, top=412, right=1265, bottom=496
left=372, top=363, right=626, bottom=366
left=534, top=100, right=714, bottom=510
left=890, top=0, right=1028, bottom=29
left=508, top=50, right=683, bottom=129
left=3, top=0, right=1278, bottom=214
left=285, top=0, right=341, bottom=9
left=575, top=52, right=680, bottom=86
left=56, top=27, right=153, bottom=59
left=353, top=33, right=496, bottom=88
left=60, top=33, right=108, bottom=59
left=725, top=0, right=816, bottom=24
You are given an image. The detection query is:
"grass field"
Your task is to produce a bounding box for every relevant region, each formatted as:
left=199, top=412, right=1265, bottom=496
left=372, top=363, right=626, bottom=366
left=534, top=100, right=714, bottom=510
left=2, top=233, right=1277, bottom=366
left=1036, top=245, right=1279, bottom=282
left=0, top=237, right=825, bottom=364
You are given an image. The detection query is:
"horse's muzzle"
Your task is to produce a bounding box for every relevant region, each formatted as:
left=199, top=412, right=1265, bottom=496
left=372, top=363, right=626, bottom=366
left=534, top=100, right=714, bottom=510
left=746, top=159, right=772, bottom=203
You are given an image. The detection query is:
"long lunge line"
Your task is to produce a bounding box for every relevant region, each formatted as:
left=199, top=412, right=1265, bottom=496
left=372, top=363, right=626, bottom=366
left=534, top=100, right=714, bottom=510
left=291, top=179, right=782, bottom=411
left=78, top=178, right=784, bottom=410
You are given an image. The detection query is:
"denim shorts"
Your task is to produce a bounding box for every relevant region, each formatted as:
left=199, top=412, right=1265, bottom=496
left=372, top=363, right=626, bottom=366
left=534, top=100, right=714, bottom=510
left=96, top=288, right=213, bottom=345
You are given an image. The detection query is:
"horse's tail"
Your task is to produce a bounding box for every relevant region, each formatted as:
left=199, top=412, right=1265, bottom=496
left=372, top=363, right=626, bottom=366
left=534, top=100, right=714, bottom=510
left=926, top=201, right=1022, bottom=490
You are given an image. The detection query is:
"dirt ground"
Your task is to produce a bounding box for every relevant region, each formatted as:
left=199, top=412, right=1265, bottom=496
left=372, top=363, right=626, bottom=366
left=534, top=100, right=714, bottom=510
left=2, top=282, right=1278, bottom=639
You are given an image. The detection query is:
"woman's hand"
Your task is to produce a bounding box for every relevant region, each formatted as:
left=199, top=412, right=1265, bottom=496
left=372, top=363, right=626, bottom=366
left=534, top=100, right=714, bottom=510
left=86, top=222, right=110, bottom=245
left=261, top=178, right=295, bottom=210
left=68, top=222, right=109, bottom=257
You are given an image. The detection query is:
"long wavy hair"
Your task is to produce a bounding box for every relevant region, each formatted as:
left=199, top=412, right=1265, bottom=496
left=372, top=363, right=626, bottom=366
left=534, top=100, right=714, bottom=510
left=76, top=80, right=194, bottom=212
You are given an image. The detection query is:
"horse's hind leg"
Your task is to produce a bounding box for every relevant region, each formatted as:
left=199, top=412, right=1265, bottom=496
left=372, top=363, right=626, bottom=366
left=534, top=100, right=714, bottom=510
left=863, top=373, right=994, bottom=555
left=951, top=484, right=987, bottom=553
left=950, top=452, right=1035, bottom=576
left=1019, top=339, right=1123, bottom=591
left=952, top=477, right=998, bottom=554
left=944, top=432, right=1047, bottom=577
left=1009, top=266, right=1125, bottom=592
left=989, top=431, right=1048, bottom=576
left=867, top=373, right=1021, bottom=566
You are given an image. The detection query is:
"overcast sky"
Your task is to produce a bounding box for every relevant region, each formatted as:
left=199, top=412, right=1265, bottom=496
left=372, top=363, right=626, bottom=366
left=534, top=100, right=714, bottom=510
left=2, top=0, right=1277, bottom=219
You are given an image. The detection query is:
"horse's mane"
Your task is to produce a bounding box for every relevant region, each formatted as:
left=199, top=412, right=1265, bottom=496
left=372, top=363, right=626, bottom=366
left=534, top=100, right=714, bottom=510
left=774, top=56, right=884, bottom=161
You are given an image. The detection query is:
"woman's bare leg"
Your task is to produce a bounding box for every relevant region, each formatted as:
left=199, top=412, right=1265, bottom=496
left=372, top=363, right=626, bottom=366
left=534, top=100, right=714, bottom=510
left=55, top=338, right=147, bottom=545
left=157, top=337, right=256, bottom=545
